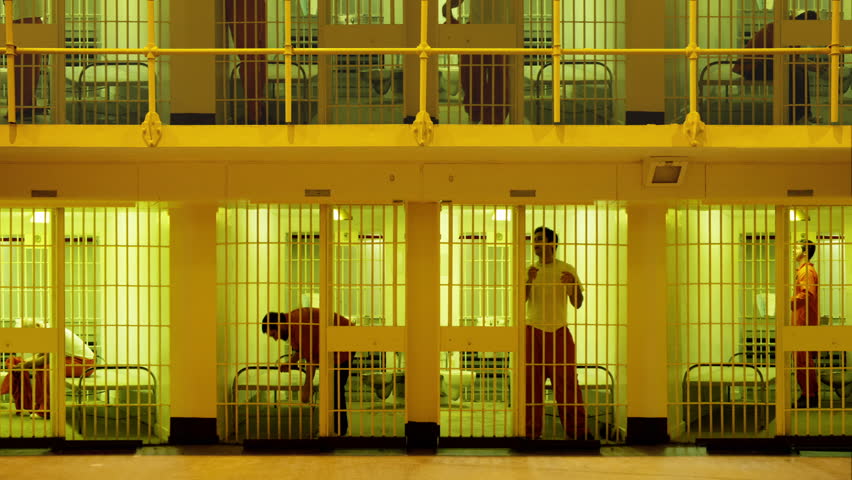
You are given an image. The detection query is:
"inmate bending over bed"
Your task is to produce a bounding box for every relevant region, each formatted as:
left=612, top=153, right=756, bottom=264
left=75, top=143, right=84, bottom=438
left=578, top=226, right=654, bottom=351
left=262, top=308, right=353, bottom=436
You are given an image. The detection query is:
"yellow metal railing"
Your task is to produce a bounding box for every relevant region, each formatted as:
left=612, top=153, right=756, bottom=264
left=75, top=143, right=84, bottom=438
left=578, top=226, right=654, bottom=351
left=3, top=0, right=852, bottom=146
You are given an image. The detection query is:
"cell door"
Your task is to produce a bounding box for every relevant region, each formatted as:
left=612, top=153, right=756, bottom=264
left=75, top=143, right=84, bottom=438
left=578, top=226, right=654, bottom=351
left=0, top=0, right=59, bottom=124
left=436, top=0, right=518, bottom=125
left=0, top=208, right=59, bottom=442
left=327, top=204, right=405, bottom=438
left=667, top=204, right=779, bottom=441
left=781, top=205, right=852, bottom=437
left=524, top=204, right=627, bottom=443
left=217, top=204, right=324, bottom=442
left=62, top=206, right=171, bottom=444
left=439, top=204, right=517, bottom=439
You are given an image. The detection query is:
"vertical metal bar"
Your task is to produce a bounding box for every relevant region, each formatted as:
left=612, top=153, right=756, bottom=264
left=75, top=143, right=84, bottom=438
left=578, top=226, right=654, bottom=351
left=774, top=205, right=789, bottom=436
left=318, top=204, right=330, bottom=436
left=829, top=0, right=840, bottom=123
left=688, top=0, right=698, bottom=116
left=552, top=0, right=561, bottom=123
left=285, top=0, right=293, bottom=123
left=5, top=0, right=17, bottom=123
left=52, top=208, right=66, bottom=437
left=418, top=0, right=428, bottom=119
left=145, top=0, right=156, bottom=117
left=392, top=204, right=399, bottom=328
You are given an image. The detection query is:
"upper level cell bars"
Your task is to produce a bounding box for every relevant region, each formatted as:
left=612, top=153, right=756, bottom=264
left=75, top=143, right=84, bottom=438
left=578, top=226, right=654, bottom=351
left=436, top=0, right=626, bottom=126
left=64, top=0, right=171, bottom=125
left=217, top=0, right=319, bottom=125
left=783, top=205, right=851, bottom=436
left=1, top=0, right=54, bottom=124
left=217, top=0, right=403, bottom=125
left=666, top=204, right=778, bottom=440
left=665, top=0, right=852, bottom=125
left=217, top=204, right=322, bottom=441
left=329, top=204, right=405, bottom=438
left=522, top=0, right=625, bottom=125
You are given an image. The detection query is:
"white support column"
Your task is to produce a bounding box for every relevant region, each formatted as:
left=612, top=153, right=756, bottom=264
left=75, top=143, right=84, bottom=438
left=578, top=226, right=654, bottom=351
left=404, top=202, right=441, bottom=449
left=168, top=204, right=219, bottom=443
left=626, top=204, right=669, bottom=444
left=403, top=0, right=437, bottom=121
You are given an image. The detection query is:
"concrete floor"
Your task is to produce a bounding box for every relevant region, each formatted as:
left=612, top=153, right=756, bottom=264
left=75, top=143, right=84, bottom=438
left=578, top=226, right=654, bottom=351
left=0, top=445, right=849, bottom=480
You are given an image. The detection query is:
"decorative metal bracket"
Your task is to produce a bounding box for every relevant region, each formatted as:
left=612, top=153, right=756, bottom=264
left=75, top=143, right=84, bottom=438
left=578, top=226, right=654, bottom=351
left=683, top=111, right=706, bottom=147
left=411, top=111, right=434, bottom=146
left=141, top=111, right=163, bottom=147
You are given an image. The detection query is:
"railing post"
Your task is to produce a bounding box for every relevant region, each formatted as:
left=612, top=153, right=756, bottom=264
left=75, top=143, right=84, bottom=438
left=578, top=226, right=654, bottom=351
left=830, top=0, right=841, bottom=124
left=4, top=0, right=17, bottom=124
left=682, top=0, right=705, bottom=146
left=552, top=0, right=561, bottom=124
left=142, top=0, right=163, bottom=146
left=285, top=0, right=293, bottom=124
left=687, top=0, right=698, bottom=118
left=411, top=0, right=433, bottom=146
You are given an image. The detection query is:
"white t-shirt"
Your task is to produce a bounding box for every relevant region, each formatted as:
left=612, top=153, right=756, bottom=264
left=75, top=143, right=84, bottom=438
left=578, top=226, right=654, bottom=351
left=65, top=329, right=96, bottom=360
left=526, top=258, right=583, bottom=332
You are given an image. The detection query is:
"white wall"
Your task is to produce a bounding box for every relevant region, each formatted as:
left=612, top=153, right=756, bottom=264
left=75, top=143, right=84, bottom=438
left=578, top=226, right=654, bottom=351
left=667, top=206, right=776, bottom=368
left=0, top=209, right=52, bottom=325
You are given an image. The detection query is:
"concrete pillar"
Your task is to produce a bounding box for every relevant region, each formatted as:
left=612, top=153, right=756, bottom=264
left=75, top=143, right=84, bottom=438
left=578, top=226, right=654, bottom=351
left=626, top=204, right=670, bottom=444
left=168, top=204, right=218, bottom=443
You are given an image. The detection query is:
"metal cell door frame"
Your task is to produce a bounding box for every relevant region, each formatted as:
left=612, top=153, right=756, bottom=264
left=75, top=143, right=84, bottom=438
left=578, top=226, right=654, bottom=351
left=0, top=207, right=67, bottom=441
left=321, top=204, right=406, bottom=438
left=774, top=205, right=852, bottom=436
left=436, top=204, right=524, bottom=440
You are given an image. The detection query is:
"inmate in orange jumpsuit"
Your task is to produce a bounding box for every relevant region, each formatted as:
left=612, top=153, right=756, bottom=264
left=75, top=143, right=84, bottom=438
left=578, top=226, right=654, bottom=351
left=791, top=262, right=819, bottom=400
left=0, top=356, right=95, bottom=418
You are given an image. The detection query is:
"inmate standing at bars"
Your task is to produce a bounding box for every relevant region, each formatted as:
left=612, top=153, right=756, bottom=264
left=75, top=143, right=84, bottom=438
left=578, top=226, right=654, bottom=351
left=262, top=308, right=353, bottom=435
left=442, top=0, right=511, bottom=124
left=791, top=240, right=820, bottom=408
left=525, top=226, right=588, bottom=439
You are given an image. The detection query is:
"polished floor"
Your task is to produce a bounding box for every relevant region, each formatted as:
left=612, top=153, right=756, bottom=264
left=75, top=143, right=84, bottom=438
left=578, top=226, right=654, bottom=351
left=0, top=446, right=849, bottom=480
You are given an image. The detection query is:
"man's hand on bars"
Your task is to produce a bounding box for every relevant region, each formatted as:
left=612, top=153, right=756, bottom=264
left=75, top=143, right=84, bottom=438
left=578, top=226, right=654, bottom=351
left=300, top=383, right=312, bottom=404
left=527, top=266, right=539, bottom=283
